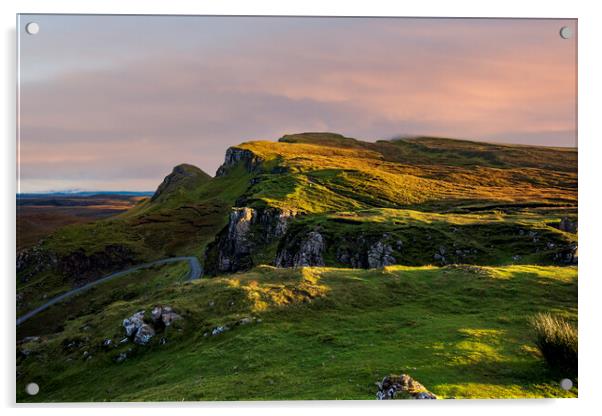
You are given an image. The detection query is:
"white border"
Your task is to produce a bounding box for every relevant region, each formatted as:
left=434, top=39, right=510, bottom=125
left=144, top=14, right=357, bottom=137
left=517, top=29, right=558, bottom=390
left=3, top=1, right=601, bottom=415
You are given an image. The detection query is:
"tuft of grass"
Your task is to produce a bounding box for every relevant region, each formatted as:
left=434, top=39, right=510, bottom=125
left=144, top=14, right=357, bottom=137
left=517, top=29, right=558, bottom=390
left=529, top=312, right=577, bottom=376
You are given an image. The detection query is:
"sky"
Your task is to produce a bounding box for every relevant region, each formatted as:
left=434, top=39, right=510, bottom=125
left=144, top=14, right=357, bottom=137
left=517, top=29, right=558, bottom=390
left=18, top=15, right=577, bottom=192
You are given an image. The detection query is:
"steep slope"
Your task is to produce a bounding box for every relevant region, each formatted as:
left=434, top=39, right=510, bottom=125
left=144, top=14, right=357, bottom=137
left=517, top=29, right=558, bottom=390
left=228, top=132, right=576, bottom=212
left=16, top=164, right=249, bottom=315
left=151, top=164, right=211, bottom=202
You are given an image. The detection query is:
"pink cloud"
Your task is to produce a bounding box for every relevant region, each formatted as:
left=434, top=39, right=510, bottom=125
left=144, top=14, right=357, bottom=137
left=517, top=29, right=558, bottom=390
left=18, top=16, right=576, bottom=192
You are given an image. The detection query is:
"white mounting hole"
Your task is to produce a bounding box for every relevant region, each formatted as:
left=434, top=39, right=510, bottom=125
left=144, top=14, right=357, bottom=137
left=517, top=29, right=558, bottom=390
left=559, top=26, right=573, bottom=39
left=25, top=22, right=40, bottom=35
left=560, top=378, right=573, bottom=391
left=25, top=382, right=39, bottom=395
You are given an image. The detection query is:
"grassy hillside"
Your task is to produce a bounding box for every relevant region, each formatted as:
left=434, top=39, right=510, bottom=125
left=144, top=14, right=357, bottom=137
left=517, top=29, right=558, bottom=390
left=238, top=133, right=576, bottom=213
left=16, top=132, right=577, bottom=401
left=17, top=261, right=191, bottom=339
left=17, top=133, right=577, bottom=318
left=275, top=208, right=577, bottom=267
left=17, top=164, right=251, bottom=313
left=204, top=133, right=576, bottom=274
left=17, top=264, right=577, bottom=401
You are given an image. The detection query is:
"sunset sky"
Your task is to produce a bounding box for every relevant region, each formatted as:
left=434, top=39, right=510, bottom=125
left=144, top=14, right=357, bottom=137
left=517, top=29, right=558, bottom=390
left=18, top=15, right=577, bottom=192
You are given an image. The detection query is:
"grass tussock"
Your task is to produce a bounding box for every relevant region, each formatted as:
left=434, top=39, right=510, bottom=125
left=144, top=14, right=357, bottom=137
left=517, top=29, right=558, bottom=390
left=529, top=312, right=577, bottom=376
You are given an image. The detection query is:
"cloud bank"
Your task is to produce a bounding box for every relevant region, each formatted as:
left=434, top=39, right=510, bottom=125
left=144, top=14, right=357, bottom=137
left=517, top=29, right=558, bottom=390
left=18, top=16, right=577, bottom=192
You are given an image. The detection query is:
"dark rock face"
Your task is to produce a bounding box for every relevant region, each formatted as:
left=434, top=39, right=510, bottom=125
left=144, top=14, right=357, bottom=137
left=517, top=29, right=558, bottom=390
left=56, top=245, right=136, bottom=284
left=217, top=207, right=256, bottom=272
left=367, top=240, right=396, bottom=268
left=151, top=305, right=182, bottom=328
left=205, top=206, right=297, bottom=274
left=334, top=234, right=401, bottom=268
left=558, top=217, right=578, bottom=234
left=215, top=147, right=264, bottom=177
left=376, top=374, right=437, bottom=400
left=433, top=246, right=448, bottom=265
left=16, top=246, right=58, bottom=282
left=276, top=231, right=325, bottom=267
left=17, top=244, right=135, bottom=284
left=277, top=231, right=399, bottom=269
left=206, top=206, right=578, bottom=273
left=553, top=242, right=578, bottom=264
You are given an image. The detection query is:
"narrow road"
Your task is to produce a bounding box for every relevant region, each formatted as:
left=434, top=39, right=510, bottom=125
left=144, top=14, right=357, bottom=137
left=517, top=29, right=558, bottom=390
left=16, top=256, right=202, bottom=326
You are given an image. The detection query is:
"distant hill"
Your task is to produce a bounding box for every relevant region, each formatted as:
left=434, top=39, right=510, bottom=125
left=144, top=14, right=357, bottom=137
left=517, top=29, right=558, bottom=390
left=18, top=191, right=154, bottom=198
left=151, top=164, right=212, bottom=202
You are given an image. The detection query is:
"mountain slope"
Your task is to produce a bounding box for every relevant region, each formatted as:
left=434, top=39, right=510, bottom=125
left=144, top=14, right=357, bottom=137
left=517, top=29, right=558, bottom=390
left=17, top=164, right=250, bottom=315
left=17, top=133, right=577, bottom=314
left=229, top=132, right=576, bottom=213
left=151, top=163, right=211, bottom=203
left=204, top=132, right=577, bottom=274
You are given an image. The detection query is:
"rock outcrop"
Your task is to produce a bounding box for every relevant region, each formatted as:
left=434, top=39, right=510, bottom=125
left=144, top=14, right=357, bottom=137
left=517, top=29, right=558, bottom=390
left=558, top=217, right=578, bottom=234
left=217, top=207, right=256, bottom=272
left=151, top=305, right=182, bottom=328
left=205, top=206, right=296, bottom=274
left=276, top=231, right=325, bottom=267
left=376, top=374, right=437, bottom=400
left=334, top=234, right=401, bottom=268
left=122, top=306, right=181, bottom=346
left=367, top=240, right=396, bottom=268
left=123, top=311, right=146, bottom=338
left=16, top=246, right=58, bottom=282
left=133, top=324, right=156, bottom=345
left=17, top=244, right=135, bottom=285
left=215, top=147, right=264, bottom=177
left=56, top=245, right=136, bottom=283
left=553, top=242, right=578, bottom=264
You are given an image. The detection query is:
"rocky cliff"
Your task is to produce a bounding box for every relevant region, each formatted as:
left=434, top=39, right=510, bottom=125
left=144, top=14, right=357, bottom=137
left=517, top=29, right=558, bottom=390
left=207, top=212, right=578, bottom=272
left=275, top=229, right=400, bottom=268
left=205, top=206, right=297, bottom=274
left=215, top=147, right=264, bottom=177
left=17, top=244, right=136, bottom=285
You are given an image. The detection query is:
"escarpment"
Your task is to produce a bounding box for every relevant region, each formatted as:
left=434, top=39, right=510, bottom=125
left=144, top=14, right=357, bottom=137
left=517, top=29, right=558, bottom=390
left=215, top=147, right=265, bottom=177
left=204, top=206, right=297, bottom=274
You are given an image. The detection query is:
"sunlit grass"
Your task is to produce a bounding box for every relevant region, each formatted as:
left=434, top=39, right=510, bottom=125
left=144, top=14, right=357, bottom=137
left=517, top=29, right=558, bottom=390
left=18, top=264, right=577, bottom=401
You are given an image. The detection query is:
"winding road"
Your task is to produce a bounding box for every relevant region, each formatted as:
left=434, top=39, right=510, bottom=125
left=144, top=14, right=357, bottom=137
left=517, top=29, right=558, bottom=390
left=16, top=256, right=202, bottom=326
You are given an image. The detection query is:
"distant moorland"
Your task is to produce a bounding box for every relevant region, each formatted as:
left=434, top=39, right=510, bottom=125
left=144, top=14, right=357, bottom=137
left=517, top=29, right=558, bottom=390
left=17, top=193, right=151, bottom=252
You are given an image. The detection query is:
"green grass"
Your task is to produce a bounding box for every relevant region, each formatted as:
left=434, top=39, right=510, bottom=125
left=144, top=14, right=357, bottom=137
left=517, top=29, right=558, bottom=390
left=16, top=133, right=578, bottom=401
left=17, top=264, right=577, bottom=401
left=17, top=163, right=253, bottom=309
left=529, top=312, right=578, bottom=376
left=281, top=208, right=576, bottom=266
left=17, top=262, right=191, bottom=339
left=234, top=133, right=576, bottom=214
